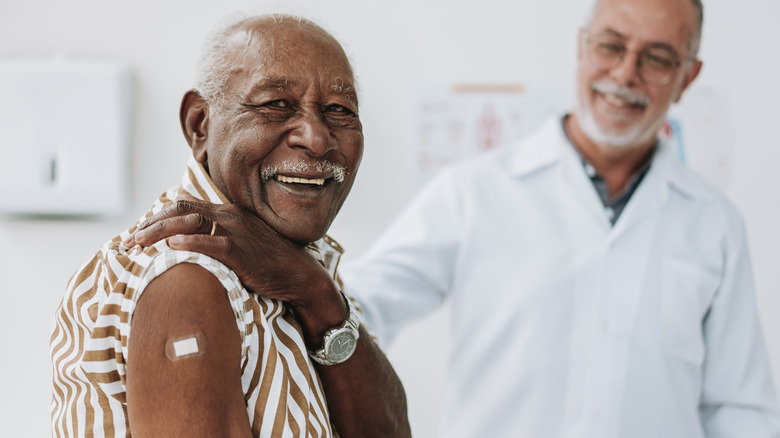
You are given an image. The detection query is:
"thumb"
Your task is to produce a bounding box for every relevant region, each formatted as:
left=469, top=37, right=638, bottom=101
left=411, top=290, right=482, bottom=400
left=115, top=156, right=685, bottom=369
left=167, top=234, right=230, bottom=260
left=175, top=191, right=202, bottom=203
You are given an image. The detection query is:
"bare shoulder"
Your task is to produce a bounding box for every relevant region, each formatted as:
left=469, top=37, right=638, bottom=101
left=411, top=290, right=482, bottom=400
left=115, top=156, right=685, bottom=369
left=127, top=262, right=252, bottom=437
left=132, top=262, right=237, bottom=329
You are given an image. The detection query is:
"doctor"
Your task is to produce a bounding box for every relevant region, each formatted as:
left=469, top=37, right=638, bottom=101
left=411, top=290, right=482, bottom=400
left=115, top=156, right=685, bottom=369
left=130, top=0, right=780, bottom=436
left=339, top=0, right=780, bottom=435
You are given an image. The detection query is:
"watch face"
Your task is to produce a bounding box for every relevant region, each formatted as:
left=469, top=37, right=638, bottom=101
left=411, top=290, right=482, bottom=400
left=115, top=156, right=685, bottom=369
left=326, top=329, right=358, bottom=363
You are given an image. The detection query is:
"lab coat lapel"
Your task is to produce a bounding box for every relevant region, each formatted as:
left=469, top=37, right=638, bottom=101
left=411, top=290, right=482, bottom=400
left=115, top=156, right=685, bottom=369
left=508, top=116, right=618, bottom=234
left=558, top=138, right=615, bottom=234
left=610, top=139, right=676, bottom=239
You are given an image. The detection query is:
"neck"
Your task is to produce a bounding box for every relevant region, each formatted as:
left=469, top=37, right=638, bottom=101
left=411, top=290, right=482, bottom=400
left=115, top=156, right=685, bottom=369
left=565, top=114, right=656, bottom=199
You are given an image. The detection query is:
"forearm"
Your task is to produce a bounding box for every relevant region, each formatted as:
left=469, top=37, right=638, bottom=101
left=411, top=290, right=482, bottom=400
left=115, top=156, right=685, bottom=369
left=292, top=277, right=411, bottom=438
left=317, top=328, right=411, bottom=438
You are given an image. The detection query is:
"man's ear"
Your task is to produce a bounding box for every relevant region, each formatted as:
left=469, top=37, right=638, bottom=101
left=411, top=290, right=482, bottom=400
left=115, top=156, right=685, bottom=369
left=674, top=59, right=703, bottom=103
left=180, top=90, right=210, bottom=164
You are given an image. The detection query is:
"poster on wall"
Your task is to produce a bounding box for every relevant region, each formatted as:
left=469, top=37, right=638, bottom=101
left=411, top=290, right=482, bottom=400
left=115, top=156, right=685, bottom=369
left=415, top=84, right=733, bottom=190
left=414, top=84, right=566, bottom=185
left=665, top=87, right=734, bottom=191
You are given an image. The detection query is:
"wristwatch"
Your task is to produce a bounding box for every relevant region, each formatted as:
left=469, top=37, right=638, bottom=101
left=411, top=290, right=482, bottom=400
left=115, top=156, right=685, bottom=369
left=308, top=292, right=360, bottom=366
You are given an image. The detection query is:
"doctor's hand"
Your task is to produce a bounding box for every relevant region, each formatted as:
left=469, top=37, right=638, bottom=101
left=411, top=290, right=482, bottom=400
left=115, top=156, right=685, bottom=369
left=124, top=194, right=341, bottom=315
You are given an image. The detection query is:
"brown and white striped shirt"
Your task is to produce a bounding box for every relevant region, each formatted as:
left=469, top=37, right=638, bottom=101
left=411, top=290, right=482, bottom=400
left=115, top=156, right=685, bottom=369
left=50, top=156, right=343, bottom=437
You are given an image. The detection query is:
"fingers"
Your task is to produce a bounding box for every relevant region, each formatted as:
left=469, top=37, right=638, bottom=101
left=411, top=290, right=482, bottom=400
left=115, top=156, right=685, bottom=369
left=126, top=198, right=220, bottom=247
left=175, top=192, right=200, bottom=203
left=138, top=199, right=211, bottom=231
left=129, top=213, right=214, bottom=247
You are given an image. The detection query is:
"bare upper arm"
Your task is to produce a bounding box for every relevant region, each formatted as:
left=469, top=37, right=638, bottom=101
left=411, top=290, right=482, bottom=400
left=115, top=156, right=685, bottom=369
left=126, top=262, right=252, bottom=438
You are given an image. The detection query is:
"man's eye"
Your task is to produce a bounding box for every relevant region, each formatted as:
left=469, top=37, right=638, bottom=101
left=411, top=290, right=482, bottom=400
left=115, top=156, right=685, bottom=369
left=324, top=104, right=352, bottom=114
left=266, top=100, right=289, bottom=108
left=323, top=103, right=359, bottom=128
left=597, top=42, right=623, bottom=55
left=642, top=52, right=675, bottom=70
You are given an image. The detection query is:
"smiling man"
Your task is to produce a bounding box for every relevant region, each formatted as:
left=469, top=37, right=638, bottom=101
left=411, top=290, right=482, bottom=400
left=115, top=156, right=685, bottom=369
left=337, top=0, right=780, bottom=435
left=50, top=15, right=410, bottom=438
left=566, top=0, right=702, bottom=198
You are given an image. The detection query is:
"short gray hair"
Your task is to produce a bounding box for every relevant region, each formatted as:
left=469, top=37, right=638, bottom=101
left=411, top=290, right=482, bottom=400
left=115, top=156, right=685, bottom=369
left=192, top=13, right=320, bottom=108
left=689, top=0, right=704, bottom=55
left=586, top=0, right=703, bottom=56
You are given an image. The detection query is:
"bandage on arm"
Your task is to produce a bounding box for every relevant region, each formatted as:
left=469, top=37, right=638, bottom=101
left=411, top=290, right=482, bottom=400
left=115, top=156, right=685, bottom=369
left=165, top=332, right=207, bottom=361
left=126, top=263, right=252, bottom=438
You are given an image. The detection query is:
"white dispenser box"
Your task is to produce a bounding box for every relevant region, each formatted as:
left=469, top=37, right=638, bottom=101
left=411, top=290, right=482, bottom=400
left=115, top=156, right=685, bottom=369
left=0, top=58, right=132, bottom=217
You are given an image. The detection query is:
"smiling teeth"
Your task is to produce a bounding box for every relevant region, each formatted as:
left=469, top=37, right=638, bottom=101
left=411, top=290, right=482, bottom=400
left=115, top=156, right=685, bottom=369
left=604, top=93, right=630, bottom=107
left=602, top=93, right=646, bottom=109
left=276, top=175, right=325, bottom=185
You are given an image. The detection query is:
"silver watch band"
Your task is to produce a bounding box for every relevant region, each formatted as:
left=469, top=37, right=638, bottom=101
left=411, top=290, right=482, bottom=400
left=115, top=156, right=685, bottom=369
left=308, top=291, right=360, bottom=366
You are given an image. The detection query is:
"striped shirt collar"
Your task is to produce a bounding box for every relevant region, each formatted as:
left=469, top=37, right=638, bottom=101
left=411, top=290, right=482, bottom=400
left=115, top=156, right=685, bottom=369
left=179, top=155, right=230, bottom=204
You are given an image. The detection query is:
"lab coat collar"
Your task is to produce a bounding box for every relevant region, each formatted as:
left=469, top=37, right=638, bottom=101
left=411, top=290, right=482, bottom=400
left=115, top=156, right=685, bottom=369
left=506, top=116, right=565, bottom=178
left=653, top=136, right=719, bottom=205
left=506, top=114, right=718, bottom=205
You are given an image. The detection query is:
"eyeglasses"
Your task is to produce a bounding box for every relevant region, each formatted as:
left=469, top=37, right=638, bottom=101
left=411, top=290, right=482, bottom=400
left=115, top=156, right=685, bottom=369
left=583, top=31, right=685, bottom=86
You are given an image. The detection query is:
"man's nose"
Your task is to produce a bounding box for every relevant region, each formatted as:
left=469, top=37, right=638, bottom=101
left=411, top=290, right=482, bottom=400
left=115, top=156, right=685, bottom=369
left=287, top=111, right=336, bottom=157
left=610, top=51, right=642, bottom=86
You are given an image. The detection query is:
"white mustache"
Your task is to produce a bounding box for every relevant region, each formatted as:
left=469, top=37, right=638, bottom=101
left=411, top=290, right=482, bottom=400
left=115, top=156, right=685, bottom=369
left=261, top=160, right=347, bottom=183
left=591, top=80, right=650, bottom=107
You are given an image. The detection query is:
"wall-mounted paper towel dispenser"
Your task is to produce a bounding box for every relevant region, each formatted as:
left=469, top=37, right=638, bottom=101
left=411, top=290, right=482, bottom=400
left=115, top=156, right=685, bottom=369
left=0, top=57, right=132, bottom=217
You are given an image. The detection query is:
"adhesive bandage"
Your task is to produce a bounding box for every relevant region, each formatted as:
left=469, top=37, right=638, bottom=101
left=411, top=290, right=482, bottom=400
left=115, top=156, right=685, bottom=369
left=164, top=332, right=207, bottom=361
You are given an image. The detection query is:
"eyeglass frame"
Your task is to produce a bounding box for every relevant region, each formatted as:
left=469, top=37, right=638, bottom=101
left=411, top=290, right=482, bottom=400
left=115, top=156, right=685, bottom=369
left=580, top=29, right=694, bottom=86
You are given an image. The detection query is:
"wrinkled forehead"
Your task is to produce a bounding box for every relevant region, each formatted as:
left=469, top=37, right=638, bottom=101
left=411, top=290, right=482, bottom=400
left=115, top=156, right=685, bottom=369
left=224, top=19, right=357, bottom=99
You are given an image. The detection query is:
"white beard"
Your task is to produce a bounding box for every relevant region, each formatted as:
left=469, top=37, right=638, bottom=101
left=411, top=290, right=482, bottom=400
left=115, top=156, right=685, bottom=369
left=575, top=82, right=664, bottom=150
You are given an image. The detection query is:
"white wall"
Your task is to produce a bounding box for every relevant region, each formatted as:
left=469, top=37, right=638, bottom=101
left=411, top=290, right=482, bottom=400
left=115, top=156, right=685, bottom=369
left=1, top=1, right=778, bottom=436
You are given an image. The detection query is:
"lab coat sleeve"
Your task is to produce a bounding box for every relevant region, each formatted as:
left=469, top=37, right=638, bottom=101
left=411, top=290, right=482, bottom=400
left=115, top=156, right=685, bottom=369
left=699, top=216, right=780, bottom=437
left=340, top=168, right=463, bottom=346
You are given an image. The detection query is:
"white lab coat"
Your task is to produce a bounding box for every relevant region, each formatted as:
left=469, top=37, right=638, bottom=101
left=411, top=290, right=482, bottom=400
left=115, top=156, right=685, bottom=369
left=342, top=116, right=780, bottom=437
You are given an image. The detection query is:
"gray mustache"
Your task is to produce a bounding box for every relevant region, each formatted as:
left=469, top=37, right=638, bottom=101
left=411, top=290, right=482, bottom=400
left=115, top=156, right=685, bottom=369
left=590, top=80, right=650, bottom=107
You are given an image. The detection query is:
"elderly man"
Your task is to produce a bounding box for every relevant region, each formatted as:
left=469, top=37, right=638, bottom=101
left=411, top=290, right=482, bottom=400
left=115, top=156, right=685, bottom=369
left=50, top=15, right=410, bottom=438
left=130, top=0, right=780, bottom=436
